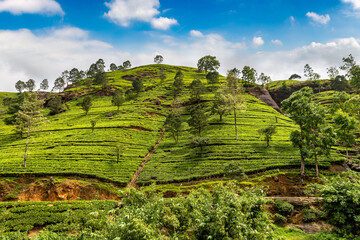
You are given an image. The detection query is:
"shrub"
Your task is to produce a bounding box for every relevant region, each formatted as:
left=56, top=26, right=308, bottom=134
left=275, top=200, right=294, bottom=216
left=274, top=213, right=287, bottom=225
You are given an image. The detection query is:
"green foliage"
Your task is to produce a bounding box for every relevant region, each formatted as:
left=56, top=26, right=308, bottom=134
left=258, top=125, right=277, bottom=147
left=173, top=70, right=184, bottom=94
left=333, top=112, right=358, bottom=156
left=350, top=65, right=360, bottom=91
left=223, top=161, right=246, bottom=179
left=26, top=79, right=36, bottom=92
left=189, top=78, right=205, bottom=102
left=289, top=74, right=301, bottom=80
left=274, top=200, right=294, bottom=216
left=48, top=96, right=63, bottom=115
left=258, top=72, right=271, bottom=86
left=111, top=89, right=124, bottom=111
left=166, top=112, right=182, bottom=143
left=206, top=71, right=219, bottom=85
left=154, top=55, right=163, bottom=64
left=197, top=55, right=220, bottom=73
left=309, top=174, right=360, bottom=236
left=274, top=213, right=287, bottom=225
left=187, top=104, right=208, bottom=137
left=80, top=96, right=93, bottom=115
left=90, top=120, right=96, bottom=133
left=241, top=65, right=257, bottom=85
left=15, top=80, right=26, bottom=93
left=190, top=136, right=210, bottom=154
left=132, top=77, right=143, bottom=93
left=302, top=208, right=324, bottom=223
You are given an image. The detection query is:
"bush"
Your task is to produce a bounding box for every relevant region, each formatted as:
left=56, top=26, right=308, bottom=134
left=302, top=208, right=324, bottom=223
left=275, top=200, right=294, bottom=216
left=274, top=213, right=287, bottom=225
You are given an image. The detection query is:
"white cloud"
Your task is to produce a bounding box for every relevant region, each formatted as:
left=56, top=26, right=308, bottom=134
left=150, top=17, right=178, bottom=30
left=104, top=0, right=178, bottom=30
left=0, top=0, right=64, bottom=15
left=190, top=30, right=204, bottom=38
left=2, top=27, right=360, bottom=93
left=342, top=0, right=360, bottom=9
left=306, top=12, right=330, bottom=24
left=289, top=16, right=295, bottom=25
left=252, top=37, right=264, bottom=48
left=271, top=40, right=283, bottom=46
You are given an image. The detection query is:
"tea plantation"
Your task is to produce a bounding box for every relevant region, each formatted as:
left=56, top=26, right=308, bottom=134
left=0, top=65, right=344, bottom=186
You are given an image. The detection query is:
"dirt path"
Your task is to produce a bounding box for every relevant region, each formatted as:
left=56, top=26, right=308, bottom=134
left=127, top=126, right=167, bottom=188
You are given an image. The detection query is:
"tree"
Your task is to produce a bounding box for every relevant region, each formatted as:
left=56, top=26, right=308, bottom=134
left=289, top=74, right=301, bottom=80
left=187, top=104, right=208, bottom=137
left=48, top=96, right=63, bottom=115
left=257, top=73, right=271, bottom=87
left=258, top=125, right=277, bottom=147
left=333, top=112, right=358, bottom=157
left=110, top=63, right=118, bottom=72
left=212, top=86, right=228, bottom=121
left=241, top=66, right=257, bottom=85
left=93, top=71, right=107, bottom=86
left=123, top=60, right=131, bottom=69
left=96, top=59, right=105, bottom=72
left=331, top=75, right=348, bottom=91
left=229, top=68, right=241, bottom=78
left=81, top=96, right=93, bottom=115
left=166, top=112, right=182, bottom=143
left=90, top=120, right=96, bottom=133
left=39, top=79, right=49, bottom=91
left=15, top=80, right=26, bottom=93
left=191, top=136, right=210, bottom=154
left=132, top=77, right=143, bottom=93
left=304, top=64, right=314, bottom=80
left=340, top=54, right=356, bottom=79
left=112, top=89, right=124, bottom=112
left=173, top=70, right=184, bottom=94
left=197, top=55, right=220, bottom=73
left=115, top=144, right=124, bottom=163
left=69, top=68, right=82, bottom=84
left=154, top=55, right=163, bottom=64
left=87, top=63, right=97, bottom=78
left=26, top=79, right=36, bottom=92
left=52, top=77, right=65, bottom=92
left=206, top=71, right=219, bottom=85
left=327, top=66, right=339, bottom=80
left=349, top=65, right=360, bottom=91
left=61, top=70, right=70, bottom=87
left=281, top=87, right=314, bottom=177
left=331, top=91, right=350, bottom=114
left=345, top=95, right=360, bottom=121
left=223, top=71, right=246, bottom=140
left=189, top=79, right=205, bottom=102
left=15, top=92, right=46, bottom=168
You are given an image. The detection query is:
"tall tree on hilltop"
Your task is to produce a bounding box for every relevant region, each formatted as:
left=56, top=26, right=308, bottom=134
left=154, top=55, right=164, bottom=64
left=327, top=66, right=339, bottom=80
left=241, top=66, right=257, bottom=85
left=110, top=63, right=118, bottom=72
left=197, top=55, right=220, bottom=73
left=15, top=80, right=26, bottom=93
left=52, top=77, right=65, bottom=93
left=123, top=60, right=131, bottom=69
left=39, top=79, right=49, bottom=91
left=340, top=54, right=356, bottom=79
left=26, top=79, right=36, bottom=92
left=15, top=92, right=46, bottom=168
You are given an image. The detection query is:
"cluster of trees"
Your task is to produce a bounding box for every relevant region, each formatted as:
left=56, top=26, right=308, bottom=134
left=282, top=87, right=358, bottom=177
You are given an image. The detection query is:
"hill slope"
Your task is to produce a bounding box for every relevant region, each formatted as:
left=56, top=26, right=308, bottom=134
left=0, top=65, right=344, bottom=185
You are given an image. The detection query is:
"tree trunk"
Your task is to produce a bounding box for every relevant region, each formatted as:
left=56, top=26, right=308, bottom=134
left=220, top=113, right=223, bottom=121
left=234, top=108, right=238, bottom=140
left=24, top=124, right=31, bottom=168
left=299, top=126, right=305, bottom=178
left=315, top=152, right=319, bottom=177
left=266, top=138, right=269, bottom=147
left=346, top=148, right=349, bottom=157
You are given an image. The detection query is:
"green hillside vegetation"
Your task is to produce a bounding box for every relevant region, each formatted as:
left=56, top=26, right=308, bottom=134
left=0, top=64, right=345, bottom=187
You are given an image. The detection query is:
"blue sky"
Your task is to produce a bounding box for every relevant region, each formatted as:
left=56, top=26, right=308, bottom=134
left=1, top=0, right=360, bottom=91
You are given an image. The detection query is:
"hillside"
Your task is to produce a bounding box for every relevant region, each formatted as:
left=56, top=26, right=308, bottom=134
left=0, top=65, right=344, bottom=187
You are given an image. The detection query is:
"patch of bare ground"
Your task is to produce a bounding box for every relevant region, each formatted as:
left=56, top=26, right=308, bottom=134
left=28, top=227, right=43, bottom=239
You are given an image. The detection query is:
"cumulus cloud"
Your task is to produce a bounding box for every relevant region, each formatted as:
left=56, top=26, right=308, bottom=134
left=0, top=0, right=64, bottom=15
left=271, top=40, right=283, bottom=46
left=150, top=17, right=178, bottom=30
left=252, top=37, right=264, bottom=48
left=190, top=30, right=204, bottom=38
left=104, top=0, right=178, bottom=30
left=342, top=0, right=360, bottom=9
left=306, top=12, right=331, bottom=24
left=1, top=27, right=360, bottom=93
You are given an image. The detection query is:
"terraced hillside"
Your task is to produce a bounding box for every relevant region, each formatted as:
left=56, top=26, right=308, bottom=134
left=0, top=65, right=344, bottom=186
